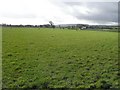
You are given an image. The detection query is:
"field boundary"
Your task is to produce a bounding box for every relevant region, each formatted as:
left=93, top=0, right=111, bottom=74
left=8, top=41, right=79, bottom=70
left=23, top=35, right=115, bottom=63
left=0, top=26, right=2, bottom=90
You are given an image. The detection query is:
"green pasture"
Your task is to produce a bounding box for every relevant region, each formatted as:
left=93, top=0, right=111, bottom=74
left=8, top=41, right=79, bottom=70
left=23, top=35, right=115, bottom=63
left=2, top=27, right=119, bottom=89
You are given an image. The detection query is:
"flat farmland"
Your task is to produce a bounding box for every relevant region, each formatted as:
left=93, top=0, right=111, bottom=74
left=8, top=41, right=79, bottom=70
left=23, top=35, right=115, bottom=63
left=2, top=27, right=119, bottom=89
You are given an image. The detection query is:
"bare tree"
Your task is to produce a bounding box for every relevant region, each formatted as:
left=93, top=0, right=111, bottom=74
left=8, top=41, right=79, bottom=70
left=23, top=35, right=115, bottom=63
left=49, top=21, right=55, bottom=28
left=49, top=21, right=54, bottom=26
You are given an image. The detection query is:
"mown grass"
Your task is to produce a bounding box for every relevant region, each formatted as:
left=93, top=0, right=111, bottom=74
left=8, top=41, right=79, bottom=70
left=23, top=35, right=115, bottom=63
left=2, top=27, right=119, bottom=89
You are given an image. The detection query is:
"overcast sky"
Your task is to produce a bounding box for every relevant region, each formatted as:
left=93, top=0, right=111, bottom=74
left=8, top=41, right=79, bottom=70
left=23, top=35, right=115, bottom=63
left=0, top=0, right=119, bottom=25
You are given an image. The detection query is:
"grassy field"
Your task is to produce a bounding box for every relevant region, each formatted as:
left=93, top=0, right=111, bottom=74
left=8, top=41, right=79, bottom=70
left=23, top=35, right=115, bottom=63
left=2, top=27, right=119, bottom=89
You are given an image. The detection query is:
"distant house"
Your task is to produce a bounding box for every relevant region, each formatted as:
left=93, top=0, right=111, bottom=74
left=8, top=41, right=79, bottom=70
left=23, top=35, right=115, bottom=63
left=81, top=26, right=87, bottom=30
left=76, top=24, right=89, bottom=30
left=58, top=24, right=89, bottom=30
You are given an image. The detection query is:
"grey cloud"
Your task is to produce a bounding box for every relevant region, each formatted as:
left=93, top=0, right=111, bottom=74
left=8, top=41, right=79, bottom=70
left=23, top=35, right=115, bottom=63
left=65, top=2, right=118, bottom=24
left=51, top=1, right=118, bottom=24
